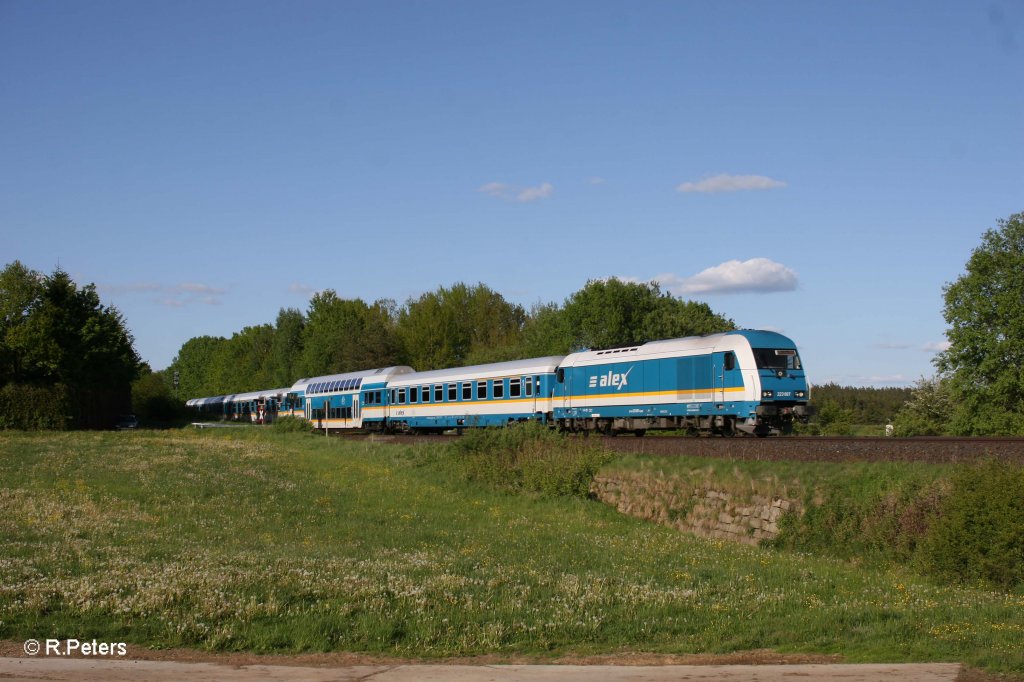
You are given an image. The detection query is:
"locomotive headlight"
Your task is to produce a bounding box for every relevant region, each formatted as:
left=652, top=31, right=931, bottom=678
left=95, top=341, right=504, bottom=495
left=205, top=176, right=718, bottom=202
left=795, top=390, right=806, bottom=399
left=761, top=390, right=774, bottom=399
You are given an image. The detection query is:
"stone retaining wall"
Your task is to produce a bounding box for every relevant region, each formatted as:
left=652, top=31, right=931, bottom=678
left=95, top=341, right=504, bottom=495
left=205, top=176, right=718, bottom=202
left=591, top=472, right=802, bottom=545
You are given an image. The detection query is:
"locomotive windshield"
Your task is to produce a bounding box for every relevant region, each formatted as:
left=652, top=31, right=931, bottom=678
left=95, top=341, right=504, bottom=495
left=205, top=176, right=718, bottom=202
left=752, top=348, right=802, bottom=371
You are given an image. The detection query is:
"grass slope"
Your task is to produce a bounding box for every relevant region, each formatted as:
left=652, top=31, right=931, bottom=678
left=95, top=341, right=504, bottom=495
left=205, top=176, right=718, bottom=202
left=1, top=430, right=1022, bottom=671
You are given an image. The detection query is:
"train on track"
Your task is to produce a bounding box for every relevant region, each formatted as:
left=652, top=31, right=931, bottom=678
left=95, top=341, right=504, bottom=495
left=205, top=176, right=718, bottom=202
left=186, top=330, right=812, bottom=437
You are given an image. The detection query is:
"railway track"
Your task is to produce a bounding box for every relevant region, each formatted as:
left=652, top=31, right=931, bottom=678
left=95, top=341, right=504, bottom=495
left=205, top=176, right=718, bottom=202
left=599, top=435, right=1024, bottom=463
left=349, top=433, right=1024, bottom=464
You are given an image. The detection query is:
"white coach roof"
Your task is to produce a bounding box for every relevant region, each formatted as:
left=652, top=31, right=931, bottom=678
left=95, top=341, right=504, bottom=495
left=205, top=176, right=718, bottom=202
left=388, top=356, right=564, bottom=386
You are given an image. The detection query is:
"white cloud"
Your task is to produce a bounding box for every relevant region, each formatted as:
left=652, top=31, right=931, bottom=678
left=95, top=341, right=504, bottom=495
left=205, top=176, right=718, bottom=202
left=178, top=282, right=225, bottom=295
left=652, top=258, right=798, bottom=296
left=477, top=182, right=510, bottom=198
left=677, top=174, right=786, bottom=194
left=97, top=282, right=163, bottom=295
left=99, top=280, right=225, bottom=306
left=288, top=283, right=316, bottom=296
left=477, top=181, right=554, bottom=203
left=922, top=341, right=951, bottom=353
left=516, top=183, right=553, bottom=202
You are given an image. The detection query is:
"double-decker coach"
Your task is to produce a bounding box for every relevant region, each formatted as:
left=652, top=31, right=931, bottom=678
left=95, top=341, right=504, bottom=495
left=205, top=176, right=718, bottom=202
left=298, top=366, right=414, bottom=431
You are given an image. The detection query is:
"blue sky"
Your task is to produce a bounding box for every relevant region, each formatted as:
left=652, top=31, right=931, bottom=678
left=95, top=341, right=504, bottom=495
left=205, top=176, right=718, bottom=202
left=2, top=1, right=1021, bottom=386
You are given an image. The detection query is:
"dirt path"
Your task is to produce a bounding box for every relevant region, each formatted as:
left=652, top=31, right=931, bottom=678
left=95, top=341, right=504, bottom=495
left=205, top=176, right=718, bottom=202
left=0, top=657, right=963, bottom=682
left=0, top=642, right=968, bottom=682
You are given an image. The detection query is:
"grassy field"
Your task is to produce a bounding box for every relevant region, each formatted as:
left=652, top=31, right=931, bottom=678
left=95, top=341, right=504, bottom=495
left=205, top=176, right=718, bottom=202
left=1, top=430, right=1023, bottom=672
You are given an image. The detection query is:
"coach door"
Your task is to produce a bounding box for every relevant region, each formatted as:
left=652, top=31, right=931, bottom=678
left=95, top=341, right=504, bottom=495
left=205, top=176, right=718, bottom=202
left=714, top=355, right=725, bottom=403
left=715, top=351, right=737, bottom=403
left=561, top=364, right=577, bottom=412
left=352, top=396, right=362, bottom=428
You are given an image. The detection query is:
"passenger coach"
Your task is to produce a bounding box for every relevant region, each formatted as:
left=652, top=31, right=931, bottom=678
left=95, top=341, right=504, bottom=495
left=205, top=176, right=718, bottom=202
left=384, top=357, right=562, bottom=433
left=297, top=366, right=414, bottom=431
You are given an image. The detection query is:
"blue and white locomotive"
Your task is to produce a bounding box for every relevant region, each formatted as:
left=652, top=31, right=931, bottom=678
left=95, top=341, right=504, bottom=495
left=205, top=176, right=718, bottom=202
left=187, top=329, right=811, bottom=436
left=552, top=330, right=809, bottom=436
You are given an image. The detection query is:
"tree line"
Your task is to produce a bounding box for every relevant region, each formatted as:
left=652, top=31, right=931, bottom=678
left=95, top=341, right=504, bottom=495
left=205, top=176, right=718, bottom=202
left=169, top=279, right=737, bottom=399
left=807, top=383, right=913, bottom=432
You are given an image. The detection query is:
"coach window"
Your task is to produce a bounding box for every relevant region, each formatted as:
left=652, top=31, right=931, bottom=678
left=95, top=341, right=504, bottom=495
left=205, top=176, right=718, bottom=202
left=493, top=379, right=504, bottom=399
left=398, top=388, right=406, bottom=404
left=557, top=369, right=564, bottom=383
left=477, top=381, right=487, bottom=400
left=524, top=376, right=533, bottom=397
left=724, top=352, right=736, bottom=371
left=410, top=387, right=418, bottom=403
left=510, top=378, right=521, bottom=398
left=448, top=384, right=457, bottom=401
left=462, top=382, right=471, bottom=400
left=434, top=384, right=443, bottom=402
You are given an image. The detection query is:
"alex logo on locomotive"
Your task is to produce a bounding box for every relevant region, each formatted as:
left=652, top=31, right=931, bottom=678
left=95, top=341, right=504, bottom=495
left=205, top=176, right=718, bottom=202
left=588, top=367, right=634, bottom=390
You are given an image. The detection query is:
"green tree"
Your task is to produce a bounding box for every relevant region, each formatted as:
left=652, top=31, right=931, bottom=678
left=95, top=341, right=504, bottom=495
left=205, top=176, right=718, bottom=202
left=397, top=283, right=525, bottom=370
left=299, top=291, right=402, bottom=376
left=0, top=263, right=141, bottom=428
left=641, top=296, right=737, bottom=341
left=516, top=301, right=571, bottom=357
left=269, top=308, right=305, bottom=386
left=169, top=335, right=229, bottom=399
left=936, top=211, right=1024, bottom=434
left=561, top=279, right=734, bottom=351
left=0, top=261, right=44, bottom=385
left=209, top=324, right=277, bottom=393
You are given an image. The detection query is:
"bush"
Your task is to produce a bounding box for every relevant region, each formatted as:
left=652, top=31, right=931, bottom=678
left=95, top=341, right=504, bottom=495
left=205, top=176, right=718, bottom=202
left=892, top=377, right=953, bottom=436
left=131, top=372, right=189, bottom=426
left=771, top=476, right=950, bottom=563
left=814, top=402, right=856, bottom=436
left=0, top=383, right=70, bottom=430
left=918, top=460, right=1024, bottom=588
left=449, top=422, right=612, bottom=497
left=271, top=415, right=310, bottom=433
